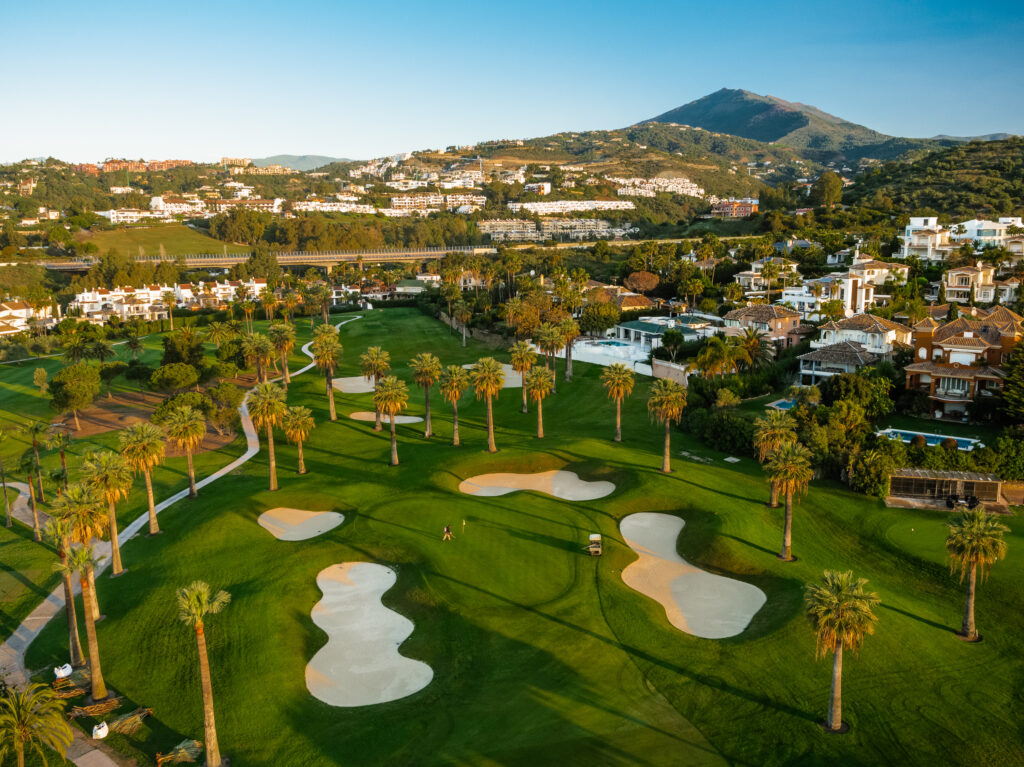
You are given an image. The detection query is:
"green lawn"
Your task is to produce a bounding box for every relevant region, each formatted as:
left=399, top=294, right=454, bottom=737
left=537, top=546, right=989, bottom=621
left=10, top=309, right=1024, bottom=766
left=78, top=224, right=250, bottom=256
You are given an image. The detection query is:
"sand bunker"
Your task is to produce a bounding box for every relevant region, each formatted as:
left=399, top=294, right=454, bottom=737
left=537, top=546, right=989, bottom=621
left=257, top=508, right=344, bottom=541
left=459, top=470, right=614, bottom=501
left=332, top=376, right=375, bottom=393
left=349, top=412, right=423, bottom=424
left=306, top=563, right=433, bottom=707
left=620, top=512, right=766, bottom=639
left=461, top=362, right=522, bottom=388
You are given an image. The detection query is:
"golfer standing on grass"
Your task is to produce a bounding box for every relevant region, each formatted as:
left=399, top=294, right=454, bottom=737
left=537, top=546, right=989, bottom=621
left=443, top=524, right=452, bottom=541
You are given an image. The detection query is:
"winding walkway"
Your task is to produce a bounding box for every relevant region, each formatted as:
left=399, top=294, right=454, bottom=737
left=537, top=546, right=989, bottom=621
left=0, top=315, right=362, bottom=694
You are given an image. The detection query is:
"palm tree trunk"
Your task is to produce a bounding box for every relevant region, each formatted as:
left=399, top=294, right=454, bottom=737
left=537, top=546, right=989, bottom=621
left=781, top=492, right=794, bottom=560
left=282, top=350, right=290, bottom=388
left=521, top=378, right=528, bottom=414
left=390, top=416, right=399, bottom=466
left=551, top=353, right=558, bottom=394
left=295, top=436, right=306, bottom=474
left=614, top=398, right=622, bottom=442
left=16, top=741, right=24, bottom=767
left=565, top=340, right=573, bottom=380
left=81, top=574, right=107, bottom=700
left=661, top=420, right=671, bottom=473
left=60, top=544, right=84, bottom=667
left=33, top=444, right=45, bottom=502
left=144, top=468, right=159, bottom=535
left=186, top=450, right=197, bottom=498
left=962, top=563, right=977, bottom=639
left=462, top=324, right=467, bottom=347
left=486, top=397, right=497, bottom=453
left=827, top=642, right=843, bottom=730
left=537, top=399, right=544, bottom=438
left=452, top=401, right=460, bottom=447
left=424, top=386, right=432, bottom=438
left=28, top=478, right=40, bottom=542
left=267, top=424, right=278, bottom=491
left=325, top=370, right=336, bottom=421
left=769, top=481, right=780, bottom=507
left=60, top=449, right=68, bottom=489
left=195, top=624, right=222, bottom=767
left=73, top=409, right=81, bottom=431
left=1, top=455, right=10, bottom=527
left=108, top=500, right=123, bottom=576
left=87, top=564, right=100, bottom=621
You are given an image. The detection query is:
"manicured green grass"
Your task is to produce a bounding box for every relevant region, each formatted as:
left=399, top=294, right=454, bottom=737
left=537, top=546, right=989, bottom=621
left=78, top=224, right=249, bottom=256
left=0, top=489, right=60, bottom=645
left=13, top=309, right=1024, bottom=766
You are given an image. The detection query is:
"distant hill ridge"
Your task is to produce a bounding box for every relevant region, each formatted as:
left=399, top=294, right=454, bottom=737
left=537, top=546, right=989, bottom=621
left=251, top=154, right=350, bottom=171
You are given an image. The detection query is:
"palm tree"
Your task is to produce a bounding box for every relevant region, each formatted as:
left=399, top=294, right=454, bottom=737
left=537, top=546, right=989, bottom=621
left=259, top=287, right=279, bottom=322
left=438, top=365, right=470, bottom=447
left=601, top=363, right=635, bottom=442
left=647, top=379, right=686, bottom=473
left=945, top=508, right=1009, bottom=641
left=760, top=260, right=780, bottom=303
left=282, top=406, right=316, bottom=475
left=409, top=353, right=442, bottom=438
left=281, top=291, right=300, bottom=323
left=45, top=518, right=84, bottom=668
left=82, top=451, right=134, bottom=576
left=162, top=290, right=178, bottom=330
left=177, top=582, right=231, bottom=767
left=204, top=322, right=234, bottom=350
left=67, top=545, right=108, bottom=700
left=163, top=406, right=206, bottom=498
left=373, top=376, right=410, bottom=466
left=753, top=411, right=797, bottom=507
left=359, top=346, right=391, bottom=432
left=739, top=327, right=773, bottom=369
left=525, top=366, right=554, bottom=438
left=535, top=322, right=563, bottom=393
left=46, top=427, right=71, bottom=492
left=311, top=325, right=342, bottom=422
left=119, top=423, right=166, bottom=536
left=0, top=683, right=74, bottom=767
left=0, top=425, right=11, bottom=527
left=248, top=383, right=287, bottom=491
left=471, top=358, right=505, bottom=453
left=805, top=570, right=880, bottom=732
left=17, top=453, right=42, bottom=542
left=243, top=333, right=275, bottom=383
left=766, top=441, right=813, bottom=561
left=22, top=421, right=49, bottom=502
left=268, top=324, right=296, bottom=389
left=52, top=483, right=107, bottom=623
left=509, top=340, right=537, bottom=414
left=558, top=318, right=580, bottom=381
left=453, top=300, right=472, bottom=347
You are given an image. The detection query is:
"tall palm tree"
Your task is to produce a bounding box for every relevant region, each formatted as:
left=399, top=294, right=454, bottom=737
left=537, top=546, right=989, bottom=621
left=204, top=321, right=234, bottom=350
left=243, top=333, right=275, bottom=383
left=119, top=423, right=166, bottom=536
left=311, top=325, right=342, bottom=422
left=753, top=411, right=797, bottom=507
left=535, top=322, right=563, bottom=393
left=409, top=352, right=442, bottom=438
left=525, top=366, right=554, bottom=438
left=162, top=290, right=178, bottom=331
left=22, top=421, right=49, bottom=502
left=601, top=363, right=635, bottom=442
left=52, top=483, right=107, bottom=623
left=766, top=441, right=813, bottom=561
left=558, top=317, right=580, bottom=381
left=805, top=570, right=880, bottom=732
left=647, top=379, right=686, bottom=473
left=471, top=358, right=505, bottom=453
left=0, top=683, right=74, bottom=767
left=0, top=425, right=11, bottom=527
left=248, top=383, right=287, bottom=491
left=82, top=451, right=134, bottom=576
left=359, top=346, right=391, bottom=432
left=281, top=291, right=300, bottom=323
left=177, top=582, right=231, bottom=767
left=453, top=301, right=472, bottom=347
left=163, top=406, right=206, bottom=498
left=282, top=406, right=316, bottom=475
left=17, top=453, right=42, bottom=542
left=45, top=518, right=84, bottom=668
left=945, top=508, right=1009, bottom=641
left=45, top=427, right=71, bottom=492
left=67, top=545, right=108, bottom=700
left=259, top=286, right=279, bottom=322
left=373, top=376, right=409, bottom=466
left=438, top=365, right=470, bottom=447
left=509, top=340, right=537, bottom=414
left=267, top=323, right=296, bottom=388
left=760, top=260, right=780, bottom=303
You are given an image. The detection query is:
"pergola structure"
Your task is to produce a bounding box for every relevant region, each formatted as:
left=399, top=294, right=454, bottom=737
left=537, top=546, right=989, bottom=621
left=889, top=468, right=1002, bottom=505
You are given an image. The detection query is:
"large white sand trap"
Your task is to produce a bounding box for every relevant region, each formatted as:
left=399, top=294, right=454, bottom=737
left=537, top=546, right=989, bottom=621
left=306, top=563, right=433, bottom=707
left=258, top=508, right=344, bottom=541
left=620, top=512, right=766, bottom=639
left=349, top=411, right=423, bottom=424
left=332, top=376, right=375, bottom=393
left=461, top=362, right=522, bottom=388
left=459, top=470, right=614, bottom=501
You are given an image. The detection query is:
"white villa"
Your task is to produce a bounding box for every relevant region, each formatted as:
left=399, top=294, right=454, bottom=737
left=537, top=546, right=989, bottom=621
left=942, top=264, right=1020, bottom=304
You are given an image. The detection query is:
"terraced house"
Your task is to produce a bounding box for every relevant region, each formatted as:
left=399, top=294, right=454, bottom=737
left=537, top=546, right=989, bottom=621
left=903, top=307, right=1024, bottom=420
left=941, top=263, right=1020, bottom=305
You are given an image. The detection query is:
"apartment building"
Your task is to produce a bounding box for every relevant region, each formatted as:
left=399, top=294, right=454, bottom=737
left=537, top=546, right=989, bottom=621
left=942, top=263, right=1020, bottom=304
left=608, top=176, right=705, bottom=198
left=102, top=160, right=147, bottom=173
left=70, top=285, right=171, bottom=323
left=96, top=208, right=170, bottom=224
left=293, top=200, right=376, bottom=214
left=897, top=216, right=957, bottom=262
left=390, top=194, right=445, bottom=210
left=904, top=307, right=1024, bottom=419
left=444, top=194, right=486, bottom=210
left=229, top=164, right=294, bottom=176
left=0, top=300, right=60, bottom=335
left=524, top=182, right=551, bottom=195
left=712, top=199, right=759, bottom=218
left=73, top=164, right=100, bottom=176
left=507, top=200, right=634, bottom=214
left=150, top=196, right=207, bottom=216
left=952, top=218, right=1024, bottom=248
left=208, top=198, right=284, bottom=214
left=221, top=157, right=252, bottom=167
left=146, top=160, right=194, bottom=171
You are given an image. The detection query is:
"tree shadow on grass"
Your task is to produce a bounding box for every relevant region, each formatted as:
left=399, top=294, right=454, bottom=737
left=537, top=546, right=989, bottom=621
left=879, top=602, right=955, bottom=634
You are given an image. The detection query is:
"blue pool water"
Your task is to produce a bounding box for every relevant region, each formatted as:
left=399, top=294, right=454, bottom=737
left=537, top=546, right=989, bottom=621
left=767, top=399, right=796, bottom=411
left=599, top=341, right=632, bottom=347
left=876, top=428, right=982, bottom=451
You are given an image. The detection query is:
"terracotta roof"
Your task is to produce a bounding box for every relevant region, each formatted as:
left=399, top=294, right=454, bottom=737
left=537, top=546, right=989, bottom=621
left=724, top=304, right=801, bottom=323
left=904, top=361, right=1005, bottom=379
left=912, top=317, right=941, bottom=331
left=834, top=314, right=910, bottom=334
left=798, top=341, right=879, bottom=367
left=936, top=336, right=994, bottom=349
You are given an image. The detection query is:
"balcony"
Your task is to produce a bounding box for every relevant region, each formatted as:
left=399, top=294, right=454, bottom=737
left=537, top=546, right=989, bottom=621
left=933, top=388, right=970, bottom=401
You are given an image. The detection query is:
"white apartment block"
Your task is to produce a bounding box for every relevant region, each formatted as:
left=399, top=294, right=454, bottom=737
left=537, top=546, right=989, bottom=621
left=293, top=200, right=376, bottom=214
left=390, top=194, right=445, bottom=210
left=507, top=200, right=635, bottom=215
left=96, top=209, right=171, bottom=224
left=952, top=218, right=1024, bottom=248
left=0, top=300, right=60, bottom=336
left=897, top=217, right=956, bottom=262
left=607, top=176, right=705, bottom=198
left=150, top=196, right=208, bottom=216
left=445, top=194, right=486, bottom=210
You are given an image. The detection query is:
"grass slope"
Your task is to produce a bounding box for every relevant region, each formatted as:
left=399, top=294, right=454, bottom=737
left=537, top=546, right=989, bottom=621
left=77, top=224, right=250, bottom=256
left=12, top=310, right=1024, bottom=767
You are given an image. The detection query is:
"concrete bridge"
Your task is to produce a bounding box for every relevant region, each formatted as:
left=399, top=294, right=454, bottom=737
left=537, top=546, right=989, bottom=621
left=38, top=245, right=496, bottom=272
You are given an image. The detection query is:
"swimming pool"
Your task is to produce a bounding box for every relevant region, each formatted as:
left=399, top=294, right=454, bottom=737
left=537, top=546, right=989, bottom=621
left=767, top=398, right=796, bottom=411
left=875, top=428, right=983, bottom=451
left=597, top=340, right=632, bottom=347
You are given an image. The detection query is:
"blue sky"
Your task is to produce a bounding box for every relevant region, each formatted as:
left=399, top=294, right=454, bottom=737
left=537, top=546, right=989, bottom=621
left=3, top=0, right=1022, bottom=162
